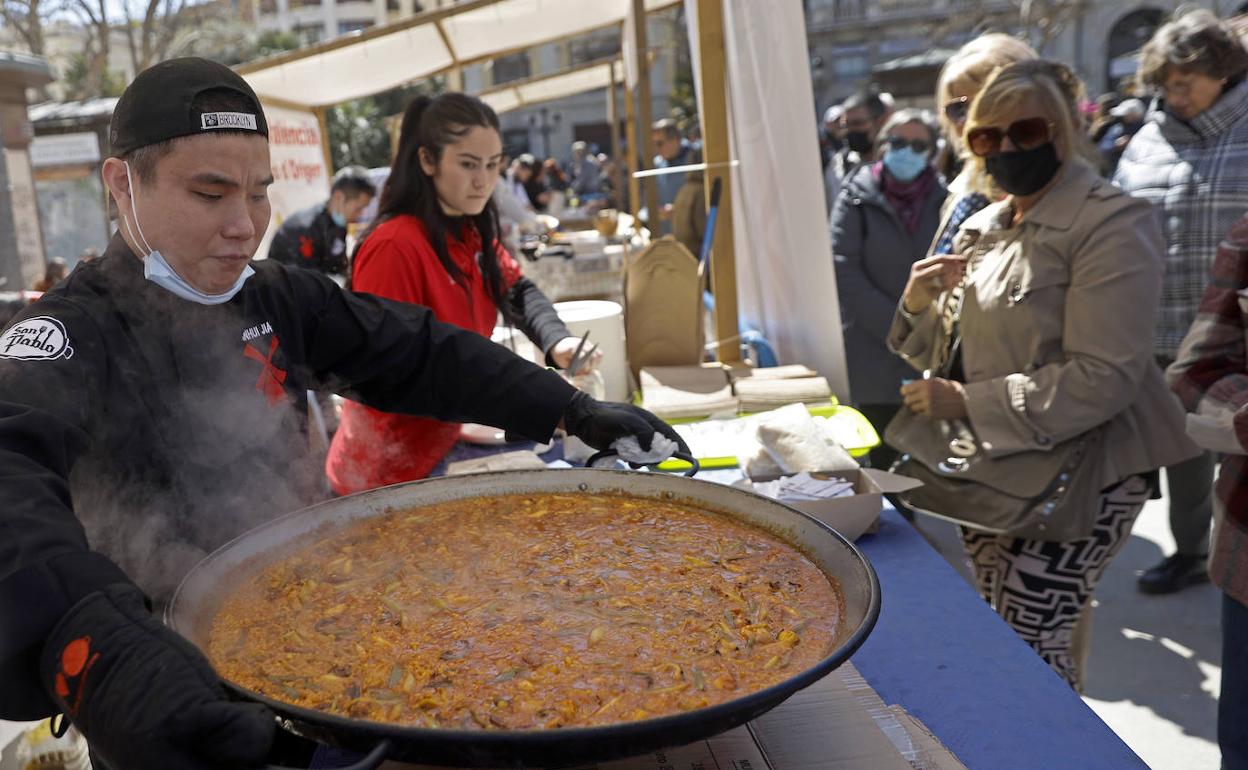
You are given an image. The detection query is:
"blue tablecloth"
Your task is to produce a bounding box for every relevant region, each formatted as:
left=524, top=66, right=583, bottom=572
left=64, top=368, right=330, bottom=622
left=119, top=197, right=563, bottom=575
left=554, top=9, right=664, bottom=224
left=313, top=448, right=1145, bottom=769
left=852, top=508, right=1145, bottom=769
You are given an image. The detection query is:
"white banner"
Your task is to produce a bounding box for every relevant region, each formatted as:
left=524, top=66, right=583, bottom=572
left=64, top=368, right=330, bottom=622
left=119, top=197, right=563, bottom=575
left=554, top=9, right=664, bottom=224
left=258, top=102, right=331, bottom=259
left=622, top=2, right=640, bottom=90
left=685, top=0, right=849, bottom=400
left=29, top=132, right=100, bottom=168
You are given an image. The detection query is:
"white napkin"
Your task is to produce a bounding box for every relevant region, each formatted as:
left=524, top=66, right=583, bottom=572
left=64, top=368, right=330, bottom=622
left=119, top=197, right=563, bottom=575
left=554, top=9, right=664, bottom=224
left=591, top=432, right=679, bottom=468
left=755, top=403, right=858, bottom=474
left=753, top=472, right=856, bottom=501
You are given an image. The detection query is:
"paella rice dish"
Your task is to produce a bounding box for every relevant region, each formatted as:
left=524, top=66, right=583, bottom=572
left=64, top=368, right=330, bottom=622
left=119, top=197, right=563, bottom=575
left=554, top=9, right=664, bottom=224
left=208, top=492, right=843, bottom=729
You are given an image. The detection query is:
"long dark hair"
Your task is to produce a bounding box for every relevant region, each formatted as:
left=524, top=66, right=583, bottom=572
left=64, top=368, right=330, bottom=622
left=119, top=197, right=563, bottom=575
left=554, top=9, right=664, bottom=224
left=356, top=93, right=510, bottom=313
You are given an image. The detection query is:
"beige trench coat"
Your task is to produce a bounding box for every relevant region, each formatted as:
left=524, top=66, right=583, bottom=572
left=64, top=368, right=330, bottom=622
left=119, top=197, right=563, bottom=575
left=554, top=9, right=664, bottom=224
left=888, top=161, right=1199, bottom=510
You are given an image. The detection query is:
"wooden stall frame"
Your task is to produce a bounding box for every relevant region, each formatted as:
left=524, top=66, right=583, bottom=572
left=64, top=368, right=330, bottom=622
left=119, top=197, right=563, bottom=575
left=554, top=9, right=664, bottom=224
left=695, top=0, right=740, bottom=362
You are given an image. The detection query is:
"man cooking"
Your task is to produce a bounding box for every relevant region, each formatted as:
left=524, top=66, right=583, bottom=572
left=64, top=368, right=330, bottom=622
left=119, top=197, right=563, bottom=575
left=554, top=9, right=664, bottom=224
left=0, top=58, right=685, bottom=770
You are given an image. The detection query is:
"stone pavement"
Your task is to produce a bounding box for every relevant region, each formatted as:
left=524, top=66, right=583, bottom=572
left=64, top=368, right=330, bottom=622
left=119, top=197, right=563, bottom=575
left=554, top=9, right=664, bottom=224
left=912, top=488, right=1223, bottom=770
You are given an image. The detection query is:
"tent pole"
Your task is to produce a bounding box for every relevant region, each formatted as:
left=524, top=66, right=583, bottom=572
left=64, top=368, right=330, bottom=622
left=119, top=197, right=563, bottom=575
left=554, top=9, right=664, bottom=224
left=623, top=77, right=641, bottom=219
left=434, top=19, right=463, bottom=91
left=315, top=106, right=335, bottom=175
left=695, top=0, right=739, bottom=363
left=631, top=0, right=659, bottom=232
left=607, top=62, right=622, bottom=172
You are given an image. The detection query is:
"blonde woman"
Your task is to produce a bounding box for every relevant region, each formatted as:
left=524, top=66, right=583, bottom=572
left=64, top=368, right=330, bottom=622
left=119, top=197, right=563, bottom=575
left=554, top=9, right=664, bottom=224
left=887, top=60, right=1198, bottom=689
left=929, top=33, right=1036, bottom=256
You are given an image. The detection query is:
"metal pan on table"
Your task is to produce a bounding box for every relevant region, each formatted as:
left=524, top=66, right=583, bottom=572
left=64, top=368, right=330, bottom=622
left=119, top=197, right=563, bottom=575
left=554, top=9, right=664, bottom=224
left=166, top=468, right=880, bottom=769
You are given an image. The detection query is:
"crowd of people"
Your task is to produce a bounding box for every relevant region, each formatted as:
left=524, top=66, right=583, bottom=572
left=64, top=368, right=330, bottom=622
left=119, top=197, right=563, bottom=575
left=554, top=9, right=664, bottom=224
left=8, top=5, right=1248, bottom=767
left=0, top=57, right=687, bottom=770
left=824, top=10, right=1248, bottom=766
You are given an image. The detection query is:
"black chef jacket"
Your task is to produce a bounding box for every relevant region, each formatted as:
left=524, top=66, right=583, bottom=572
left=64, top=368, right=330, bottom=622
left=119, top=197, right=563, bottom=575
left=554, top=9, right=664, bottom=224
left=267, top=203, right=348, bottom=277
left=0, top=234, right=576, bottom=719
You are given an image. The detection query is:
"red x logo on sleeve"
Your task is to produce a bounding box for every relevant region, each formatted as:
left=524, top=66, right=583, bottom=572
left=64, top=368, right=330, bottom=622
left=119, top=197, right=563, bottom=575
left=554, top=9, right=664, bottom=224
left=243, top=335, right=288, bottom=405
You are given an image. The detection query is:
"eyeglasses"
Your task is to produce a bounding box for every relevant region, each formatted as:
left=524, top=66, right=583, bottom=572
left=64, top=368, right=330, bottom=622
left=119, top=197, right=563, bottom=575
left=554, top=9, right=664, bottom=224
left=966, top=117, right=1053, bottom=157
left=885, top=136, right=932, bottom=154
left=943, top=96, right=970, bottom=124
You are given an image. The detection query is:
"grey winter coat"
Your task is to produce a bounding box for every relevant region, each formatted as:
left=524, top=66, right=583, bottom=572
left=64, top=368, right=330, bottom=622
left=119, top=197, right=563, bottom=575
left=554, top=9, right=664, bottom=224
left=1113, top=80, right=1248, bottom=358
left=831, top=163, right=947, bottom=405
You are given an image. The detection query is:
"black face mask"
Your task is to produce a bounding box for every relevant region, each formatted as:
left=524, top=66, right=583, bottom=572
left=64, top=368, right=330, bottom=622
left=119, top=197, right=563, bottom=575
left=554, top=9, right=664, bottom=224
left=846, top=130, right=874, bottom=154
left=984, top=142, right=1062, bottom=196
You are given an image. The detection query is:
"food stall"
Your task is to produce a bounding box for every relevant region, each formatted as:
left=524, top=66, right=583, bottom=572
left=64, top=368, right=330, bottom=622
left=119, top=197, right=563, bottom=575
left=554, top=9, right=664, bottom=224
left=0, top=4, right=1142, bottom=770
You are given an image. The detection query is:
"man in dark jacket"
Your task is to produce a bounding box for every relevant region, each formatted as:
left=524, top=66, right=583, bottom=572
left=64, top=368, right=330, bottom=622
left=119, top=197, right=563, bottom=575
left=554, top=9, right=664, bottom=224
left=0, top=57, right=685, bottom=770
left=267, top=165, right=376, bottom=280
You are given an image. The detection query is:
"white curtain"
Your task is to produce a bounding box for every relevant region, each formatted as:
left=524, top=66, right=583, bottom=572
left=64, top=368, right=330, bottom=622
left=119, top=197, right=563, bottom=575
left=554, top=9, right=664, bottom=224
left=685, top=0, right=850, bottom=400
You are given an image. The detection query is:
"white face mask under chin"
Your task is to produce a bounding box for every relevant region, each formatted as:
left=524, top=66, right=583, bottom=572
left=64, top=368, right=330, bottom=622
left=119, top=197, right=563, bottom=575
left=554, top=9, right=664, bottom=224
left=122, top=161, right=254, bottom=305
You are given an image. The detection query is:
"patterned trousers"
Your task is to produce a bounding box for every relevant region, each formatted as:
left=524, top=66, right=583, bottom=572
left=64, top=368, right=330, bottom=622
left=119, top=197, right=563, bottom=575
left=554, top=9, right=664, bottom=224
left=960, top=475, right=1152, bottom=690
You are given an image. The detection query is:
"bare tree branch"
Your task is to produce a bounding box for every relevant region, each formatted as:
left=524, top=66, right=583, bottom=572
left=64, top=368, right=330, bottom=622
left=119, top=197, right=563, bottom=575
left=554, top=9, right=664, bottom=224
left=1016, top=0, right=1088, bottom=53
left=1, top=0, right=55, bottom=55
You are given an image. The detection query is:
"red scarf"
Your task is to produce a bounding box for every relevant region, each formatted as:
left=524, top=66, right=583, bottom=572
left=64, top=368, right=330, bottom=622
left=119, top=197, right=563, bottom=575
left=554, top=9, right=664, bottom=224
left=873, top=162, right=936, bottom=236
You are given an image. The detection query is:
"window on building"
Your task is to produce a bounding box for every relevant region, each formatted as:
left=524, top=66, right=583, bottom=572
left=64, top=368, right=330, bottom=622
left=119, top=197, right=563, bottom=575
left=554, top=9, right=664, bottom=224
left=294, top=23, right=323, bottom=44
left=338, top=20, right=373, bottom=36
left=258, top=0, right=276, bottom=13
left=832, top=55, right=870, bottom=79
left=878, top=0, right=929, bottom=14
left=492, top=53, right=531, bottom=86
left=502, top=128, right=531, bottom=156
left=568, top=30, right=620, bottom=65
left=574, top=123, right=611, bottom=157
left=833, top=0, right=867, bottom=20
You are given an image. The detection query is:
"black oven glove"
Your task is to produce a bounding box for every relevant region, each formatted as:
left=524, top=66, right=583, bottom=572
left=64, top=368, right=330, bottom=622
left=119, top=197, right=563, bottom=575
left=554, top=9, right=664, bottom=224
left=563, top=390, right=690, bottom=456
left=40, top=582, right=275, bottom=770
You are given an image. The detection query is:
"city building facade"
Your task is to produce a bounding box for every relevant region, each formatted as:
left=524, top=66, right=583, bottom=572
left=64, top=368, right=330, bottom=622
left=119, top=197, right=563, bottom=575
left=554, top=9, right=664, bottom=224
left=462, top=15, right=681, bottom=166
left=806, top=0, right=1248, bottom=114
left=254, top=0, right=424, bottom=44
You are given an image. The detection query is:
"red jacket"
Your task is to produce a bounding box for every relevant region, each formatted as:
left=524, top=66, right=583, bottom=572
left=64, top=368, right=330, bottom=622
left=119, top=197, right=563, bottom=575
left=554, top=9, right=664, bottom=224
left=326, top=215, right=524, bottom=494
left=1168, top=214, right=1248, bottom=606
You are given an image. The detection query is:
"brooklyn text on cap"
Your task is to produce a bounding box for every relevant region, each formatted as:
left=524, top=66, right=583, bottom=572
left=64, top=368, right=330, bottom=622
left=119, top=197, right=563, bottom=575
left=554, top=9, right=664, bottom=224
left=109, top=57, right=269, bottom=156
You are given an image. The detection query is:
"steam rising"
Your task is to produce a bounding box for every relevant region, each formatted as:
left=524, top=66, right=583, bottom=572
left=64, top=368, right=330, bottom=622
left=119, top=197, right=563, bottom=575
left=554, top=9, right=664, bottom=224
left=63, top=301, right=325, bottom=604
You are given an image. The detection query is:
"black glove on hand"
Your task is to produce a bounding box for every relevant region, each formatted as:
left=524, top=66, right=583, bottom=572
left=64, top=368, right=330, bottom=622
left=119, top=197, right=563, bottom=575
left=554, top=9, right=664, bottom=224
left=40, top=583, right=274, bottom=770
left=563, top=390, right=690, bottom=455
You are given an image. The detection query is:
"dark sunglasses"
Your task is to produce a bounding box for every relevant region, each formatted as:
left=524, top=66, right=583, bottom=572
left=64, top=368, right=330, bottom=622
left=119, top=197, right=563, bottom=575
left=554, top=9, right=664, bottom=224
left=943, top=96, right=970, bottom=124
left=966, top=117, right=1053, bottom=157
left=885, top=136, right=932, bottom=154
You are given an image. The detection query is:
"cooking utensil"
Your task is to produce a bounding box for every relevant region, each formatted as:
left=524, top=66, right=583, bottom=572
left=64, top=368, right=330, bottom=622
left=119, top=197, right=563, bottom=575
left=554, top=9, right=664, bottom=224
left=566, top=332, right=589, bottom=375
left=569, top=342, right=599, bottom=376
left=167, top=469, right=880, bottom=769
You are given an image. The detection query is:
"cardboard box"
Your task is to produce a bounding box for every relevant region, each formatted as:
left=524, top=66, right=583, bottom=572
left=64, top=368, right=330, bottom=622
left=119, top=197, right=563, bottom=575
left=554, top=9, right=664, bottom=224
left=740, top=468, right=922, bottom=541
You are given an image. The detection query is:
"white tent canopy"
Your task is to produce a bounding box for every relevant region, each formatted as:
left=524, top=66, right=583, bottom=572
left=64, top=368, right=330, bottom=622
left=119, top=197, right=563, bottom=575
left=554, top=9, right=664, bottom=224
left=237, top=0, right=674, bottom=109
left=478, top=58, right=619, bottom=114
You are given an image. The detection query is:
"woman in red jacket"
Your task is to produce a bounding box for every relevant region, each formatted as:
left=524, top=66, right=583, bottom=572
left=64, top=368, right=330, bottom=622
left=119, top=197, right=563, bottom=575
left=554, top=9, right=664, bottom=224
left=326, top=93, right=594, bottom=495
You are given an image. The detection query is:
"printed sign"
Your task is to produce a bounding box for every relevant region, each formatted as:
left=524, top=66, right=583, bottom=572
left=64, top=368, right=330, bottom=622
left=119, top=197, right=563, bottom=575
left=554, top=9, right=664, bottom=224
left=0, top=316, right=74, bottom=361
left=29, top=132, right=101, bottom=169
left=258, top=102, right=331, bottom=259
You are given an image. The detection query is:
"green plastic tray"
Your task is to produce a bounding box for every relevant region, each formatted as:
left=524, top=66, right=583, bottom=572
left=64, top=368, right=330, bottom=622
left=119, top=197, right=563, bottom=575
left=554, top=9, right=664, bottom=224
left=654, top=399, right=882, bottom=472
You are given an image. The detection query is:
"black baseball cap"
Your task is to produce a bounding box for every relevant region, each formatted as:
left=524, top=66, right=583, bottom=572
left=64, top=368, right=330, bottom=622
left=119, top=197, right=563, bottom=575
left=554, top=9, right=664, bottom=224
left=109, top=57, right=269, bottom=155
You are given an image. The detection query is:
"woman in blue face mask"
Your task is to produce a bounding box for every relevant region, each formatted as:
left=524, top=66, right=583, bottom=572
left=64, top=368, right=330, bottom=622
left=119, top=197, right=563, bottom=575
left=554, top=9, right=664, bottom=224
left=829, top=108, right=947, bottom=470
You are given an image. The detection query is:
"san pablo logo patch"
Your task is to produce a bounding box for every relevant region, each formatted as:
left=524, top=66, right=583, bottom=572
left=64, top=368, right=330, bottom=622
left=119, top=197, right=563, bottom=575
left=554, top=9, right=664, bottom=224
left=0, top=316, right=74, bottom=361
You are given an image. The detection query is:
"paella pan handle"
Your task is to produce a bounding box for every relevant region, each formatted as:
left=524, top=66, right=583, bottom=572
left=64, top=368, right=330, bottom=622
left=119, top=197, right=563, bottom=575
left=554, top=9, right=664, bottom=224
left=263, top=738, right=391, bottom=770
left=585, top=449, right=700, bottom=477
